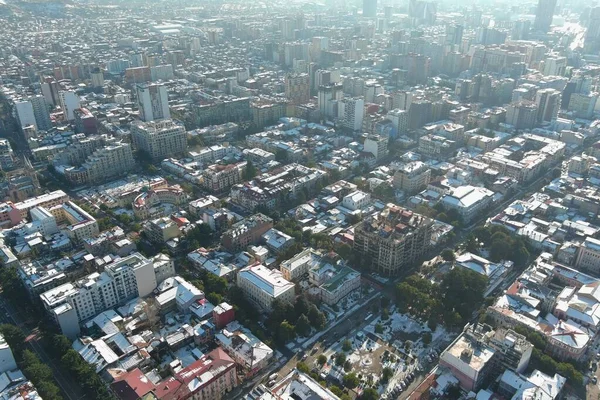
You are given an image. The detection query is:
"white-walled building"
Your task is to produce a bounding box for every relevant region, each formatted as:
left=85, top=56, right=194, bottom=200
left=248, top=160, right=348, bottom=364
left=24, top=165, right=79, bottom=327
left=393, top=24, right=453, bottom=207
left=441, top=185, right=495, bottom=223
left=136, top=83, right=170, bottom=122
left=40, top=253, right=157, bottom=338
left=339, top=97, right=364, bottom=131
left=342, top=190, right=371, bottom=211
left=0, top=335, right=17, bottom=374
left=364, top=134, right=388, bottom=160
left=59, top=91, right=81, bottom=121
left=237, top=264, right=295, bottom=311
left=131, top=119, right=187, bottom=162
left=14, top=100, right=36, bottom=130
left=215, top=321, right=273, bottom=377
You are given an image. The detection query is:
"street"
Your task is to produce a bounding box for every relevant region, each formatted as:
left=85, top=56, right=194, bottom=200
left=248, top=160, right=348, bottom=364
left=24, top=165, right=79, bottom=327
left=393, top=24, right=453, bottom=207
left=230, top=294, right=382, bottom=399
left=0, top=297, right=84, bottom=400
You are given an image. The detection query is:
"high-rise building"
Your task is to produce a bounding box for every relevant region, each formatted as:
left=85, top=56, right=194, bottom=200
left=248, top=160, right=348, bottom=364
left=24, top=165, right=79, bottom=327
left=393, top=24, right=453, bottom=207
left=408, top=0, right=437, bottom=25
left=136, top=83, right=170, bottom=122
left=445, top=24, right=464, bottom=46
left=354, top=204, right=434, bottom=275
left=533, top=0, right=557, bottom=33
left=363, top=133, right=388, bottom=159
left=585, top=7, right=600, bottom=52
left=339, top=97, right=365, bottom=131
left=59, top=91, right=81, bottom=121
left=387, top=109, right=409, bottom=136
left=90, top=69, right=104, bottom=88
left=131, top=119, right=187, bottom=161
left=363, top=0, right=377, bottom=17
left=511, top=20, right=531, bottom=40
left=14, top=100, right=37, bottom=130
left=318, top=84, right=343, bottom=118
left=506, top=101, right=538, bottom=130
left=540, top=56, right=567, bottom=76
left=29, top=95, right=52, bottom=131
left=284, top=73, right=310, bottom=104
left=535, top=88, right=561, bottom=123
left=41, top=79, right=60, bottom=106
left=568, top=92, right=598, bottom=119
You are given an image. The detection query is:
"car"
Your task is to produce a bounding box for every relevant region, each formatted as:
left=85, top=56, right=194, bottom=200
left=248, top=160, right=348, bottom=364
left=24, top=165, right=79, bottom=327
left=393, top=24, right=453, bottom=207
left=269, top=373, right=278, bottom=381
left=301, top=354, right=308, bottom=361
left=593, top=376, right=598, bottom=385
left=267, top=380, right=276, bottom=387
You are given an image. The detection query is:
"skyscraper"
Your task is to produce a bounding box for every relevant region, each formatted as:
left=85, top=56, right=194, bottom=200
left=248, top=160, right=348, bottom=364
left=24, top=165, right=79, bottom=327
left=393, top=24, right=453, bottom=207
left=363, top=0, right=377, bottom=17
left=136, top=83, right=170, bottom=122
left=533, top=0, right=557, bottom=33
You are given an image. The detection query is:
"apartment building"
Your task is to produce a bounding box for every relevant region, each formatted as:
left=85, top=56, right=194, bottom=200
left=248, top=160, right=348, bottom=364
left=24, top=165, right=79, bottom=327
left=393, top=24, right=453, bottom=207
left=136, top=83, right=170, bottom=122
left=354, top=204, right=434, bottom=275
left=13, top=190, right=69, bottom=220
left=59, top=91, right=81, bottom=121
left=230, top=164, right=327, bottom=211
left=393, top=161, right=431, bottom=194
left=112, top=348, right=237, bottom=400
left=285, top=73, right=310, bottom=104
left=418, top=134, right=457, bottom=158
left=131, top=119, right=187, bottom=162
left=144, top=217, right=181, bottom=244
left=64, top=142, right=135, bottom=185
left=0, top=202, right=21, bottom=228
left=215, top=321, right=274, bottom=377
left=58, top=201, right=100, bottom=243
left=237, top=264, right=295, bottom=311
left=574, top=237, right=600, bottom=275
left=221, top=213, right=273, bottom=252
left=40, top=253, right=157, bottom=338
left=363, top=133, right=388, bottom=160
left=202, top=162, right=246, bottom=194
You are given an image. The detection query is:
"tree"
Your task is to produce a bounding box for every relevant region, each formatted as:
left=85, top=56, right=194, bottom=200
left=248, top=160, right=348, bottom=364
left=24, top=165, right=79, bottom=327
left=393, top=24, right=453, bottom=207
left=35, top=380, right=63, bottom=400
left=373, top=184, right=395, bottom=202
left=440, top=267, right=487, bottom=323
left=344, top=360, right=352, bottom=372
left=294, top=297, right=310, bottom=319
left=422, top=332, right=432, bottom=345
left=275, top=149, right=289, bottom=162
left=317, top=354, right=327, bottom=366
left=296, top=362, right=310, bottom=373
left=335, top=353, right=347, bottom=366
left=441, top=249, right=456, bottom=262
left=335, top=243, right=353, bottom=260
left=382, top=308, right=389, bottom=320
left=0, top=324, right=25, bottom=355
left=382, top=366, right=393, bottom=383
left=277, top=321, right=296, bottom=343
left=360, top=388, right=379, bottom=400
left=206, top=292, right=223, bottom=305
left=188, top=223, right=215, bottom=248
left=243, top=160, right=257, bottom=181
left=342, top=339, right=352, bottom=352
left=375, top=323, right=384, bottom=334
left=308, top=305, right=327, bottom=330
left=296, top=314, right=311, bottom=337
left=343, top=372, right=359, bottom=389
